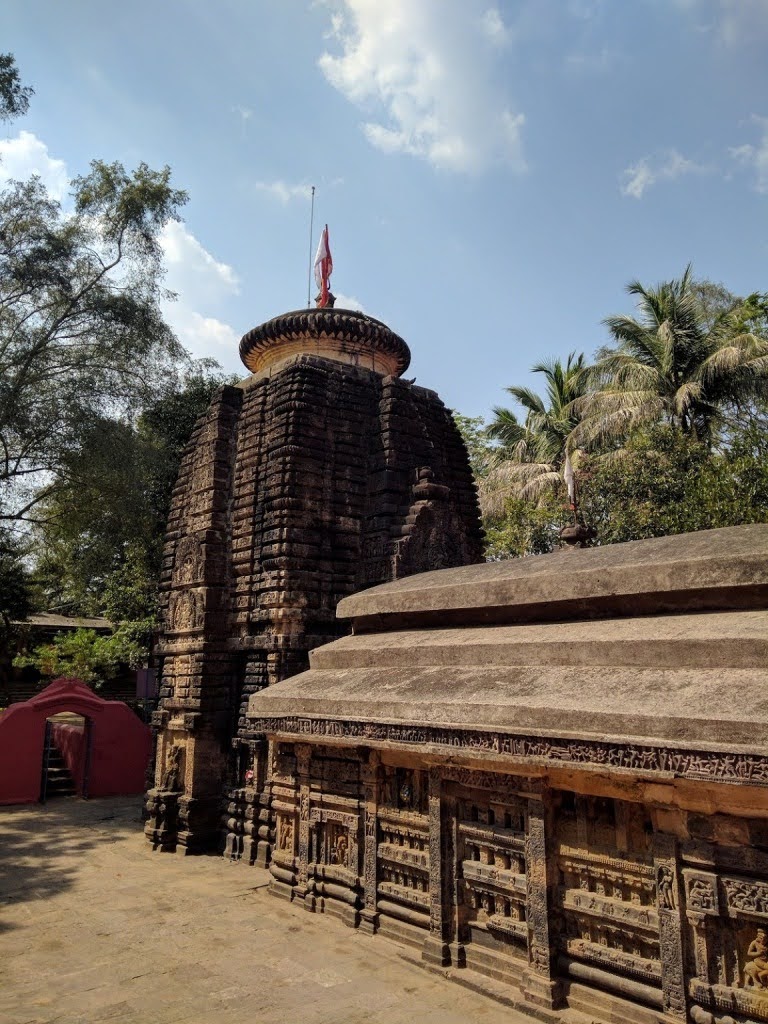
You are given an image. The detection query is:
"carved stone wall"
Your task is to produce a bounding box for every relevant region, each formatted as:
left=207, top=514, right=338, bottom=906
left=262, top=742, right=768, bottom=1024
left=147, top=335, right=483, bottom=853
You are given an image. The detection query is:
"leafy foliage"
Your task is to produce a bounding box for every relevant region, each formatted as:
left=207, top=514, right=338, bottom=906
left=0, top=163, right=189, bottom=525
left=13, top=621, right=152, bottom=689
left=0, top=55, right=233, bottom=682
left=452, top=413, right=494, bottom=479
left=32, top=370, right=233, bottom=618
left=484, top=493, right=572, bottom=560
left=580, top=424, right=768, bottom=545
left=0, top=53, right=33, bottom=122
left=575, top=267, right=768, bottom=448
left=0, top=529, right=32, bottom=639
left=464, top=270, right=767, bottom=559
left=480, top=353, right=588, bottom=511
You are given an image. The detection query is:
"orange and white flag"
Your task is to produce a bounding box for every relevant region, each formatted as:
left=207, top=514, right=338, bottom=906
left=313, top=224, right=333, bottom=307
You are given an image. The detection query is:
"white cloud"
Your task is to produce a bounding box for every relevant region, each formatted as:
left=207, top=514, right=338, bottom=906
left=729, top=116, right=768, bottom=193
left=254, top=180, right=313, bottom=203
left=317, top=0, right=525, bottom=174
left=333, top=292, right=366, bottom=312
left=480, top=7, right=509, bottom=45
left=158, top=222, right=241, bottom=363
left=567, top=0, right=605, bottom=18
left=160, top=221, right=240, bottom=302
left=620, top=149, right=704, bottom=199
left=163, top=306, right=240, bottom=354
left=0, top=130, right=69, bottom=200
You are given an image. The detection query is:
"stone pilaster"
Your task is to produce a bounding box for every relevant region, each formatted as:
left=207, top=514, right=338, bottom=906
left=654, top=833, right=688, bottom=1022
left=423, top=766, right=451, bottom=966
left=295, top=744, right=313, bottom=910
left=523, top=793, right=563, bottom=1010
left=360, top=750, right=380, bottom=934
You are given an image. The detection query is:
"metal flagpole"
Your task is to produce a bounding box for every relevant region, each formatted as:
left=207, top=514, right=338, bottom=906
left=307, top=185, right=316, bottom=308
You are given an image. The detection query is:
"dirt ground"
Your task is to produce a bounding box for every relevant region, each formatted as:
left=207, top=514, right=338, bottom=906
left=0, top=796, right=532, bottom=1024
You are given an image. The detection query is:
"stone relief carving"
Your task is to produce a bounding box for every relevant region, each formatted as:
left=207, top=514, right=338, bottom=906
left=723, top=877, right=768, bottom=919
left=684, top=871, right=719, bottom=915
left=173, top=535, right=204, bottom=585
left=329, top=829, right=349, bottom=867
left=168, top=589, right=205, bottom=632
left=278, top=818, right=294, bottom=852
left=259, top=738, right=768, bottom=1024
left=160, top=744, right=183, bottom=792
left=249, top=716, right=768, bottom=783
left=743, top=929, right=768, bottom=989
left=658, top=866, right=677, bottom=910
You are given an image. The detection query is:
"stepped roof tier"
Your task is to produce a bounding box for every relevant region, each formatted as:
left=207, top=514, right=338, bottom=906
left=249, top=523, right=768, bottom=762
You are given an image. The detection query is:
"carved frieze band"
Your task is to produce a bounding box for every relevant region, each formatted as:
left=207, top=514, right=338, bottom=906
left=308, top=808, right=357, bottom=828
left=721, top=875, right=768, bottom=919
left=248, top=716, right=768, bottom=784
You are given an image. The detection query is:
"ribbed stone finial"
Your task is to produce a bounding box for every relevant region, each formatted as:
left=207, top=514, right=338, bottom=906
left=239, top=307, right=411, bottom=377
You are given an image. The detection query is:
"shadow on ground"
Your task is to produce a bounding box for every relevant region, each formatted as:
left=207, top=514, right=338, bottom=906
left=0, top=796, right=144, bottom=933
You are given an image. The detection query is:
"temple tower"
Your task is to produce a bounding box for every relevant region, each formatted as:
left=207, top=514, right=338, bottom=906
left=146, top=306, right=483, bottom=854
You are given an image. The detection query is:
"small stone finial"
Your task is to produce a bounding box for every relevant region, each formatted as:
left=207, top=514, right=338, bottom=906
left=315, top=290, right=336, bottom=309
left=559, top=522, right=596, bottom=550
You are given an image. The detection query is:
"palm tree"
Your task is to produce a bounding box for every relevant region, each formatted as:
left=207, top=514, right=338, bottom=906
left=480, top=352, right=588, bottom=513
left=574, top=266, right=768, bottom=449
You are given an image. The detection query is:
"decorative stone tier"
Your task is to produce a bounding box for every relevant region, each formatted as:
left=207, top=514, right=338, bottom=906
left=248, top=525, right=768, bottom=1024
left=239, top=308, right=411, bottom=377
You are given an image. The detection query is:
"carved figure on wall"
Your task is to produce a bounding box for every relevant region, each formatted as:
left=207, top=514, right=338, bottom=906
left=658, top=866, right=676, bottom=910
left=161, top=745, right=183, bottom=792
left=279, top=819, right=294, bottom=852
left=169, top=590, right=197, bottom=632
left=399, top=779, right=413, bottom=808
left=173, top=535, right=203, bottom=585
left=330, top=831, right=348, bottom=866
left=743, top=929, right=768, bottom=989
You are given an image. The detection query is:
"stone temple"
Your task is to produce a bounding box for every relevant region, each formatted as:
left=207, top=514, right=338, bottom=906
left=146, top=303, right=768, bottom=1024
left=146, top=306, right=484, bottom=858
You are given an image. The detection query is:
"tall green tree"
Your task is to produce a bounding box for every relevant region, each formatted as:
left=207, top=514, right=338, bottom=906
left=575, top=267, right=768, bottom=449
left=480, top=352, right=588, bottom=512
left=579, top=423, right=768, bottom=545
left=0, top=164, right=189, bottom=525
left=32, top=370, right=233, bottom=619
left=452, top=413, right=494, bottom=479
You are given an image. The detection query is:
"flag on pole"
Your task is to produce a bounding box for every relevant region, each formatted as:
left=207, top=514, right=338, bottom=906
left=563, top=449, right=576, bottom=508
left=314, top=224, right=333, bottom=307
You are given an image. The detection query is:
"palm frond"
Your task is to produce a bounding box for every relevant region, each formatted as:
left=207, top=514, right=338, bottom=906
left=504, top=385, right=547, bottom=416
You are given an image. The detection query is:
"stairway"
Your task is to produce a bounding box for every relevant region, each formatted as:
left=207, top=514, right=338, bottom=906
left=44, top=745, right=77, bottom=798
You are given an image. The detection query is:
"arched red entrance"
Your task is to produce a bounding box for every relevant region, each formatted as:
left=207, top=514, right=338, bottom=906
left=0, top=678, right=152, bottom=805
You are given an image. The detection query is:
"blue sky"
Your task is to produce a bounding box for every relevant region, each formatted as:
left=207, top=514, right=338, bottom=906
left=2, top=0, right=767, bottom=420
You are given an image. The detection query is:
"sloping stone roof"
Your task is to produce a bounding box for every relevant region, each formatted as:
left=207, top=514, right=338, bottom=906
left=336, top=523, right=768, bottom=627
left=248, top=525, right=768, bottom=765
